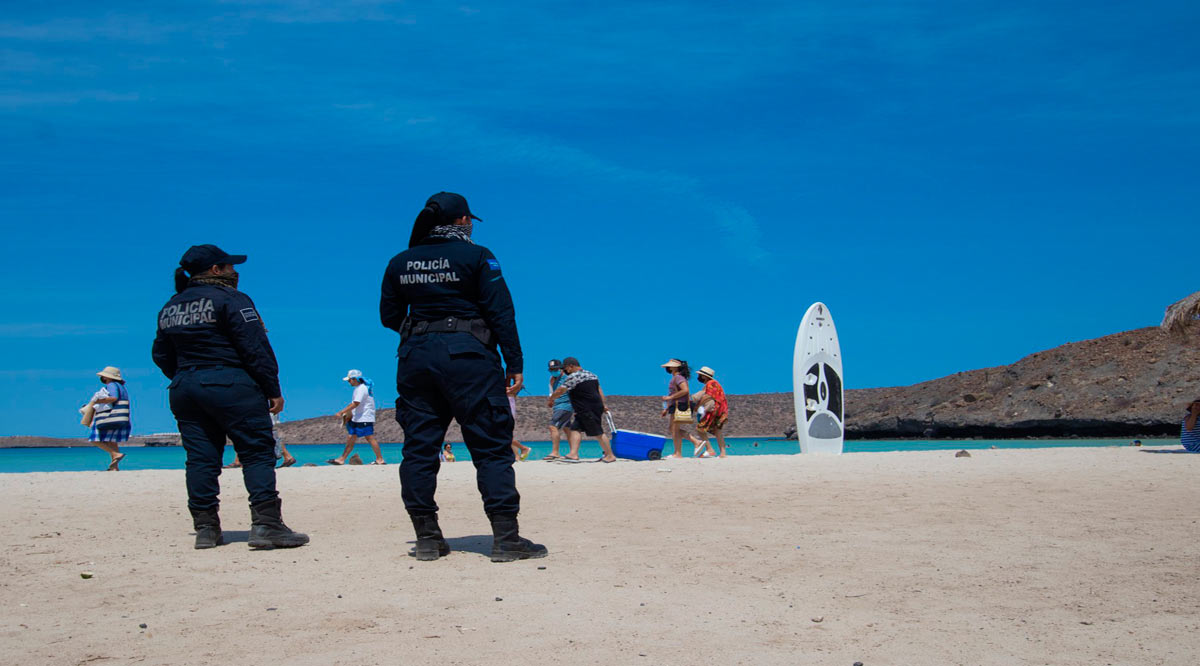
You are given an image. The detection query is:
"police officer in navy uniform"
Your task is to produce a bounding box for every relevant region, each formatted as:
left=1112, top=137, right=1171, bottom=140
left=381, top=192, right=546, bottom=563
left=152, top=244, right=308, bottom=550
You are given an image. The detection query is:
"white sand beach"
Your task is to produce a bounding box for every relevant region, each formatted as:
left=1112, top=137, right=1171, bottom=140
left=2, top=446, right=1197, bottom=665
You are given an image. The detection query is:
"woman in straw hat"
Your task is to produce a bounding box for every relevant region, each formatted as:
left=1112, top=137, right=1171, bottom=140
left=693, top=366, right=729, bottom=458
left=87, top=366, right=131, bottom=470
left=659, top=359, right=709, bottom=458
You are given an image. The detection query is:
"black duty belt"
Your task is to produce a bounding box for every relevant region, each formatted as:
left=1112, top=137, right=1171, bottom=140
left=404, top=317, right=495, bottom=346
left=178, top=364, right=243, bottom=371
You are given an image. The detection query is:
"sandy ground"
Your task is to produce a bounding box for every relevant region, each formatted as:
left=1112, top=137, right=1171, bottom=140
left=1, top=446, right=1198, bottom=666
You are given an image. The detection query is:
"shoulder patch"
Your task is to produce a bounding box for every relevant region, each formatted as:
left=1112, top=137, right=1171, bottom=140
left=486, top=259, right=501, bottom=270
left=240, top=308, right=260, bottom=323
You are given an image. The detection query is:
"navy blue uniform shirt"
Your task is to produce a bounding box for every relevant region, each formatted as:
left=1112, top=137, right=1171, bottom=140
left=151, top=284, right=282, bottom=398
left=380, top=236, right=523, bottom=374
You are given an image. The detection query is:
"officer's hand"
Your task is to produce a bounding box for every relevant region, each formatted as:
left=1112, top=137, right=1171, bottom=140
left=268, top=397, right=285, bottom=414
left=546, top=399, right=554, bottom=408
left=506, top=373, right=523, bottom=396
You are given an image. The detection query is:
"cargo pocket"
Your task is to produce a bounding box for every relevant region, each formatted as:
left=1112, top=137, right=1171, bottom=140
left=447, top=340, right=485, bottom=359
left=487, top=394, right=515, bottom=430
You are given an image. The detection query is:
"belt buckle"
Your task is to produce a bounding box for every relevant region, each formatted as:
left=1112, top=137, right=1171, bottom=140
left=446, top=316, right=456, bottom=330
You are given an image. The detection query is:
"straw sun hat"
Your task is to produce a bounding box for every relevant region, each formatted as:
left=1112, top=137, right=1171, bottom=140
left=697, top=366, right=717, bottom=379
left=97, top=366, right=124, bottom=382
left=660, top=359, right=682, bottom=369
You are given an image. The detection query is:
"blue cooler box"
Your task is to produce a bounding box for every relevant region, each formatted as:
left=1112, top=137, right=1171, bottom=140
left=611, top=430, right=667, bottom=461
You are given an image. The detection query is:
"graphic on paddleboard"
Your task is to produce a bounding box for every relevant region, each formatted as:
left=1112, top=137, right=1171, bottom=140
left=792, top=302, right=845, bottom=454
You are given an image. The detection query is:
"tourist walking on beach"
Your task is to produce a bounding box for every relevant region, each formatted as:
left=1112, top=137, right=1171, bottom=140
left=328, top=369, right=386, bottom=465
left=693, top=366, right=729, bottom=458
left=1182, top=399, right=1200, bottom=453
left=660, top=359, right=705, bottom=458
left=85, top=366, right=131, bottom=470
left=381, top=192, right=546, bottom=562
left=152, top=244, right=308, bottom=550
left=507, top=384, right=532, bottom=461
left=545, top=359, right=573, bottom=460
left=547, top=357, right=616, bottom=463
left=226, top=414, right=298, bottom=469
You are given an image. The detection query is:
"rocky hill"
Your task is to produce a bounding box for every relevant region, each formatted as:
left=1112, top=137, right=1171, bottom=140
left=843, top=326, right=1197, bottom=438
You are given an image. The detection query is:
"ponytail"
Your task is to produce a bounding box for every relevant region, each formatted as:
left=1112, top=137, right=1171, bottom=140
left=174, top=267, right=190, bottom=293
left=677, top=360, right=691, bottom=380
left=408, top=204, right=444, bottom=248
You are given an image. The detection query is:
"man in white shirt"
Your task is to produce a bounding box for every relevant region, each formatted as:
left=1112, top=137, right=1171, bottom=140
left=328, top=369, right=386, bottom=465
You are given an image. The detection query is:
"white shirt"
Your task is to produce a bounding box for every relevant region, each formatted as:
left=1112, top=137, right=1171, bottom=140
left=351, top=383, right=375, bottom=423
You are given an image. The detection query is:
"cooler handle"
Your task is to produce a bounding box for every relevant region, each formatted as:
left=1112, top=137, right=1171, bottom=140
left=604, top=411, right=616, bottom=434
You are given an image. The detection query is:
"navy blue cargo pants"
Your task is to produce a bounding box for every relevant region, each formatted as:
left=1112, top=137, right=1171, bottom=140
left=394, top=331, right=519, bottom=518
left=168, top=366, right=278, bottom=512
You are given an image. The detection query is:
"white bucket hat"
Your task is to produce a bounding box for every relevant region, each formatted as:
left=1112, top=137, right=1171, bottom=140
left=343, top=369, right=363, bottom=382
left=97, top=366, right=124, bottom=382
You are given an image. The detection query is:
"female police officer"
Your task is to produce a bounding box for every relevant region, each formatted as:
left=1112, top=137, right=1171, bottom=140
left=152, top=244, right=308, bottom=550
left=380, top=192, right=546, bottom=563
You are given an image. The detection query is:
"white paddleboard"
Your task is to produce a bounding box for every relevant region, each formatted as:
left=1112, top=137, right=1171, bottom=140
left=793, top=302, right=844, bottom=454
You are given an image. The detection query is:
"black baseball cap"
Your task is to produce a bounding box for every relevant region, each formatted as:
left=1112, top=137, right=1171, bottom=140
left=548, top=359, right=563, bottom=371
left=426, top=191, right=481, bottom=221
left=179, top=244, right=247, bottom=274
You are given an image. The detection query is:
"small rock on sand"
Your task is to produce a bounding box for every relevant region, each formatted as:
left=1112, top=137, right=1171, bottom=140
left=347, top=454, right=365, bottom=465
left=955, top=450, right=971, bottom=458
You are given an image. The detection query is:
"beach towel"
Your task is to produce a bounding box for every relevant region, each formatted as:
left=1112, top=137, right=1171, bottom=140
left=698, top=379, right=728, bottom=430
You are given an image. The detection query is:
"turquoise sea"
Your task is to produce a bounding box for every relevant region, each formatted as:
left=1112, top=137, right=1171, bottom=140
left=0, top=437, right=1178, bottom=473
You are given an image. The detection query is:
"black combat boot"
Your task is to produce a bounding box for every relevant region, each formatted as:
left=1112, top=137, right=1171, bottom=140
left=190, top=508, right=223, bottom=549
left=489, top=514, right=548, bottom=563
left=248, top=498, right=310, bottom=549
left=410, top=514, right=451, bottom=561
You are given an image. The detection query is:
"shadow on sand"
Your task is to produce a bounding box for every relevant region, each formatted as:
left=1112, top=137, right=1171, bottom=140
left=402, top=534, right=493, bottom=558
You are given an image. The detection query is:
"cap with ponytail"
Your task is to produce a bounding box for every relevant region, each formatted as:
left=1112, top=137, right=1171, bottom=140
left=409, top=202, right=446, bottom=248
left=174, top=267, right=190, bottom=294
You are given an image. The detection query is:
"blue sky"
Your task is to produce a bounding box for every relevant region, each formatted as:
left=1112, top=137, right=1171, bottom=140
left=2, top=1, right=1197, bottom=437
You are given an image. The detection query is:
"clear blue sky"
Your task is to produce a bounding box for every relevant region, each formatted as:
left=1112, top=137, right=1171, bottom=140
left=2, top=1, right=1197, bottom=437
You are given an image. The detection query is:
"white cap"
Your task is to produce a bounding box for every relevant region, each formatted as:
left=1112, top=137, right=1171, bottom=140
left=343, top=369, right=362, bottom=381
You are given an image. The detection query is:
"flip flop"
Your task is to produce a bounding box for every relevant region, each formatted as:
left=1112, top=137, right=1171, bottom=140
left=519, top=451, right=530, bottom=461
left=369, top=461, right=387, bottom=465
left=326, top=458, right=343, bottom=466
left=558, top=457, right=583, bottom=463
left=107, top=453, right=126, bottom=471
left=542, top=455, right=561, bottom=461
left=599, top=458, right=616, bottom=463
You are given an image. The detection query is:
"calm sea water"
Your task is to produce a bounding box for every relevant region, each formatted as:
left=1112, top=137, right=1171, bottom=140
left=0, top=437, right=1177, bottom=473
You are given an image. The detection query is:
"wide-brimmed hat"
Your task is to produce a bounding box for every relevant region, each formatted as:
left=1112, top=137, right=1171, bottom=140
left=661, top=359, right=682, bottom=369
left=697, top=366, right=716, bottom=379
left=97, top=366, right=124, bottom=382
left=343, top=369, right=363, bottom=382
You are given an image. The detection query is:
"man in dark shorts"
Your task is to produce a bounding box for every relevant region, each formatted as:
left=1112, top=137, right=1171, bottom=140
left=546, top=357, right=616, bottom=463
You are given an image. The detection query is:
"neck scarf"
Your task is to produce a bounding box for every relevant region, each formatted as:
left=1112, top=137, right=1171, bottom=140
left=189, top=271, right=240, bottom=289
left=358, top=377, right=375, bottom=397
left=428, top=224, right=473, bottom=243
